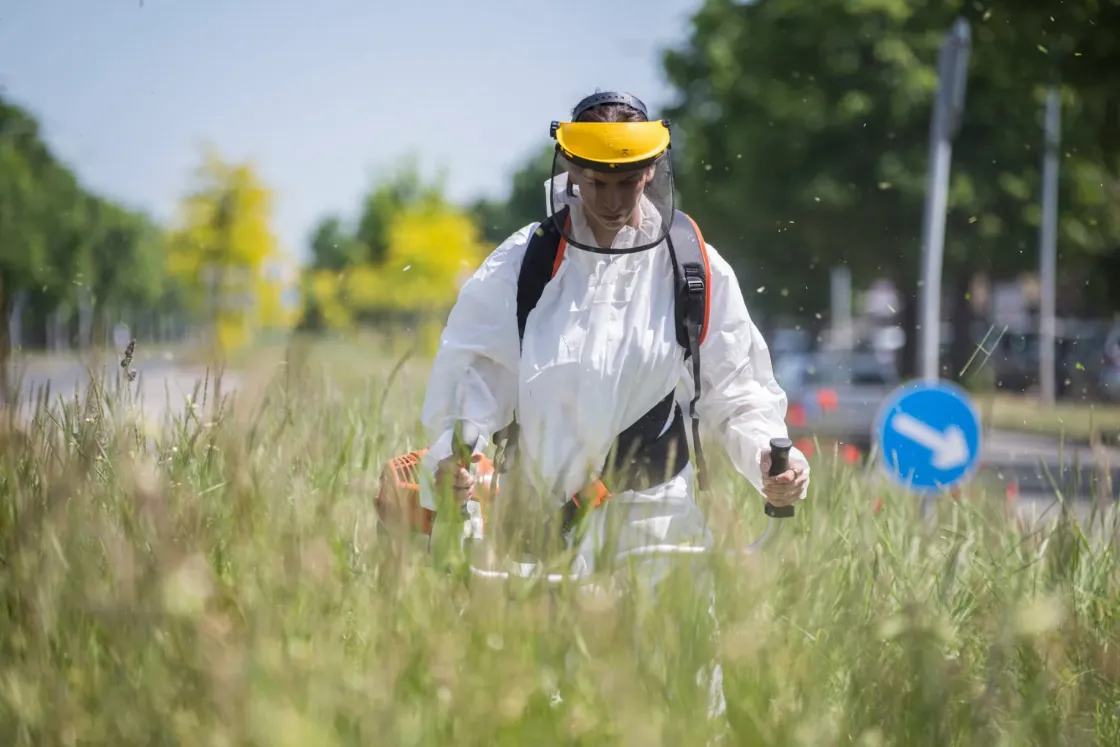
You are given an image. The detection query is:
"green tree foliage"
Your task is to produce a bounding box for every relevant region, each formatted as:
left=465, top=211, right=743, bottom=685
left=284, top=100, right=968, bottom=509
left=1, top=94, right=178, bottom=394
left=660, top=0, right=1120, bottom=359
left=307, top=215, right=363, bottom=272
left=353, top=155, right=446, bottom=266
left=306, top=156, right=452, bottom=275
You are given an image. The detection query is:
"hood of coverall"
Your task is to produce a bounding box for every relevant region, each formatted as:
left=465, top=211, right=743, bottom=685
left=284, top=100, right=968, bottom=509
left=544, top=108, right=676, bottom=255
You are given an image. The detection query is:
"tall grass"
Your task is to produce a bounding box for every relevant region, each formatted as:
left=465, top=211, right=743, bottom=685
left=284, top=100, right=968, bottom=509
left=2, top=344, right=1119, bottom=746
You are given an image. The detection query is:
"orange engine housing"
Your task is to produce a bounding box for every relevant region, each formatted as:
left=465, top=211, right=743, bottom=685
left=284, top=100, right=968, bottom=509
left=373, top=448, right=498, bottom=536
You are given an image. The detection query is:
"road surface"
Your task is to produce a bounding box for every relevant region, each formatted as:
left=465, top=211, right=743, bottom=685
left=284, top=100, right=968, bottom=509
left=979, top=429, right=1118, bottom=503
left=4, top=354, right=240, bottom=432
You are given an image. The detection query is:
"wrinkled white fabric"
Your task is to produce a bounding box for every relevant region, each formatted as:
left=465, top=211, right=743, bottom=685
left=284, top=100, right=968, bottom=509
left=418, top=190, right=802, bottom=743
left=545, top=171, right=578, bottom=217
left=417, top=192, right=808, bottom=518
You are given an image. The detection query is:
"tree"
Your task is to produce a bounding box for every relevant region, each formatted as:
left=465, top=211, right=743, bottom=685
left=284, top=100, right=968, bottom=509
left=305, top=157, right=448, bottom=274
left=353, top=155, right=446, bottom=265
left=352, top=204, right=489, bottom=313
left=307, top=215, right=362, bottom=271
left=660, top=0, right=1120, bottom=377
left=0, top=100, right=48, bottom=382
left=166, top=144, right=290, bottom=354
left=83, top=199, right=171, bottom=344
left=1, top=94, right=181, bottom=396
left=301, top=162, right=489, bottom=352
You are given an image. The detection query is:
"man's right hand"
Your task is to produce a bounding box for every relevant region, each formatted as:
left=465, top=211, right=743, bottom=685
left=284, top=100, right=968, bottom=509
left=434, top=453, right=480, bottom=506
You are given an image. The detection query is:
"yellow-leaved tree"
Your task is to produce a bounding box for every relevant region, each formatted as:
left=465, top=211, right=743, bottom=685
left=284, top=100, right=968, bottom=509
left=302, top=161, right=490, bottom=354
left=364, top=204, right=489, bottom=353
left=167, top=145, right=295, bottom=354
left=347, top=205, right=488, bottom=309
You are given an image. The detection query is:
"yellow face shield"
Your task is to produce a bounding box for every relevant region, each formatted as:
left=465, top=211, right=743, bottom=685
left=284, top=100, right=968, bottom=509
left=552, top=120, right=672, bottom=173
left=545, top=94, right=677, bottom=255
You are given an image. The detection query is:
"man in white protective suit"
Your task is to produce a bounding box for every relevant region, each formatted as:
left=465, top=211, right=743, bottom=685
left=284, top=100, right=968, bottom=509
left=417, top=91, right=811, bottom=737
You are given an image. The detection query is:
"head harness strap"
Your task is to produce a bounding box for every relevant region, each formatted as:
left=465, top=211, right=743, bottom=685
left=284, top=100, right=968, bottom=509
left=571, top=91, right=650, bottom=121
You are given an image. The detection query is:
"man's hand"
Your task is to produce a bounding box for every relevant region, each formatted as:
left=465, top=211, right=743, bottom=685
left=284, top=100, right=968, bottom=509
left=434, top=453, right=481, bottom=506
left=759, top=447, right=810, bottom=507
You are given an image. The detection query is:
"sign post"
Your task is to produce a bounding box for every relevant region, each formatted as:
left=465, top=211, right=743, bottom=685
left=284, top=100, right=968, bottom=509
left=917, top=18, right=972, bottom=382
left=1038, top=86, right=1062, bottom=405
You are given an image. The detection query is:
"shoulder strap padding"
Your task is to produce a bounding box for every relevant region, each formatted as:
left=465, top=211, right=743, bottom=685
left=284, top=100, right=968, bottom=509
left=516, top=207, right=569, bottom=346
left=666, top=209, right=712, bottom=490
left=667, top=210, right=712, bottom=355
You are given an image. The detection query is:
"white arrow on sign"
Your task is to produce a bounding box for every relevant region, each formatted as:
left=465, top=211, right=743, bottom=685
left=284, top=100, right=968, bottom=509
left=889, top=412, right=970, bottom=470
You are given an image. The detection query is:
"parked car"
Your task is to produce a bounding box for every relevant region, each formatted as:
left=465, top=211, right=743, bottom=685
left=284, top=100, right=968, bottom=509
left=1099, top=324, right=1120, bottom=402
left=976, top=319, right=1120, bottom=402
left=989, top=330, right=1041, bottom=394
left=773, top=351, right=900, bottom=458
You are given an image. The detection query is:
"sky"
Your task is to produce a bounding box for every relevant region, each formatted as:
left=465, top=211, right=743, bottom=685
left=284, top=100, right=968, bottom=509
left=0, top=0, right=702, bottom=265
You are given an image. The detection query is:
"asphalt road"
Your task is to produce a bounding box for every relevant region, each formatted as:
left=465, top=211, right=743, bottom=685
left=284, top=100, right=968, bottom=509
left=978, top=429, right=1119, bottom=502
left=4, top=356, right=240, bottom=431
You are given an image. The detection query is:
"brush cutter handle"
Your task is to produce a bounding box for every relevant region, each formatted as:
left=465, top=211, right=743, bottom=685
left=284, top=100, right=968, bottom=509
left=764, top=437, right=796, bottom=518
left=451, top=421, right=481, bottom=519
left=463, top=434, right=792, bottom=584
left=451, top=421, right=480, bottom=466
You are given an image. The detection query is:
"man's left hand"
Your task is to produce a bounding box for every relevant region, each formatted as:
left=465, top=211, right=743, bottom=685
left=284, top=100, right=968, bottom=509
left=759, top=447, right=810, bottom=507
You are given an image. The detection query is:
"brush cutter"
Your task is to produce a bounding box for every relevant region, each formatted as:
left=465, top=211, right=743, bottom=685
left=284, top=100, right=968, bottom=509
left=374, top=422, right=797, bottom=584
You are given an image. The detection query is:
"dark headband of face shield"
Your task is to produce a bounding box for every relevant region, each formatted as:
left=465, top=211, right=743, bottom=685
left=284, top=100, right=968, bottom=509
left=571, top=91, right=650, bottom=120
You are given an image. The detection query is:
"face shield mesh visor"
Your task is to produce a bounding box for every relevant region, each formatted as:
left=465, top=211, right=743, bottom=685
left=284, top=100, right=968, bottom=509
left=545, top=148, right=676, bottom=255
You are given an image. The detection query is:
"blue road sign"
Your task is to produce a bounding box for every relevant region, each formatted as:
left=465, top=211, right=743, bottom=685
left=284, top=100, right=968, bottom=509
left=874, top=380, right=982, bottom=494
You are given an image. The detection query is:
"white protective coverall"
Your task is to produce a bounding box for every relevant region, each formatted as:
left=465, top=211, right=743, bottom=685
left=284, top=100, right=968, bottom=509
left=418, top=182, right=808, bottom=734
left=417, top=182, right=809, bottom=584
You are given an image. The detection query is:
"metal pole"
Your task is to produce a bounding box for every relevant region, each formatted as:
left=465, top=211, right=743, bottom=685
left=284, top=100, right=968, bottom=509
left=1038, top=86, right=1061, bottom=405
left=831, top=265, right=852, bottom=350
left=918, top=138, right=953, bottom=381
left=918, top=18, right=972, bottom=382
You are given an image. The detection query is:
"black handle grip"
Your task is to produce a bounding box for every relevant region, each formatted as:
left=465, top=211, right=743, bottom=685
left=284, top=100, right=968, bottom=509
left=765, top=437, right=796, bottom=518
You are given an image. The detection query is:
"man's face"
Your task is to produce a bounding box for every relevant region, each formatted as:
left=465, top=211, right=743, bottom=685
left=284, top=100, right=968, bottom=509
left=567, top=164, right=656, bottom=232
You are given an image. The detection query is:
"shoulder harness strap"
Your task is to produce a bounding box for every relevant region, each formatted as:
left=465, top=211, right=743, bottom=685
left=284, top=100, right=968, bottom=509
left=493, top=208, right=569, bottom=472
left=516, top=207, right=570, bottom=347
left=499, top=206, right=713, bottom=492
left=666, top=209, right=712, bottom=490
